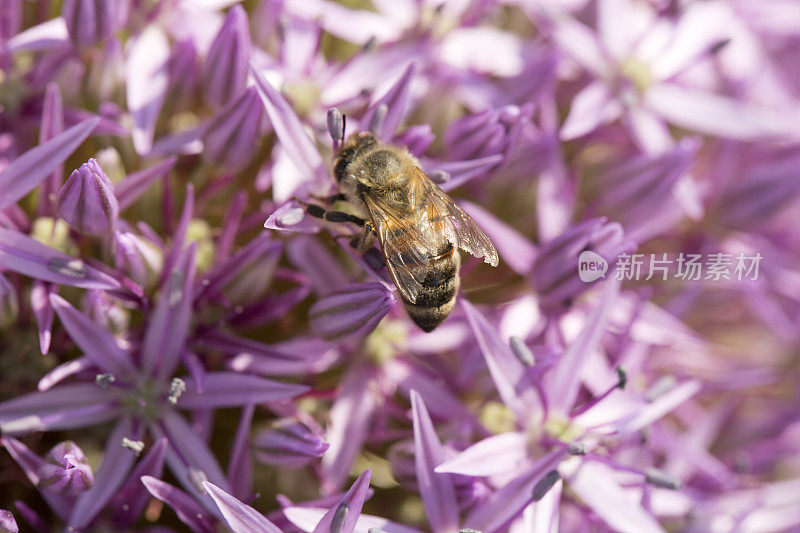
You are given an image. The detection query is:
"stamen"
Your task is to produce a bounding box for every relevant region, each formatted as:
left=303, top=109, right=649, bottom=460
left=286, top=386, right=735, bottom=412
left=509, top=336, right=535, bottom=366
left=429, top=170, right=451, bottom=184
left=95, top=373, right=116, bottom=388
left=616, top=366, right=627, bottom=389
left=709, top=38, right=731, bottom=55
left=188, top=467, right=208, bottom=493
left=644, top=467, right=681, bottom=490
left=121, top=437, right=145, bottom=457
left=47, top=258, right=87, bottom=278
left=330, top=503, right=349, bottom=533
left=327, top=108, right=343, bottom=149
left=567, top=441, right=589, bottom=456
left=532, top=469, right=561, bottom=501
left=570, top=366, right=627, bottom=416
left=167, top=377, right=186, bottom=405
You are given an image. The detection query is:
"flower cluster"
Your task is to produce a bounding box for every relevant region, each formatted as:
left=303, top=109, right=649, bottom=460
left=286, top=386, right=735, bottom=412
left=1, top=1, right=800, bottom=532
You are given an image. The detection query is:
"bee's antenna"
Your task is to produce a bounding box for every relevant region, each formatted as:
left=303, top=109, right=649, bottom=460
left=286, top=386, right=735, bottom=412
left=341, top=114, right=347, bottom=145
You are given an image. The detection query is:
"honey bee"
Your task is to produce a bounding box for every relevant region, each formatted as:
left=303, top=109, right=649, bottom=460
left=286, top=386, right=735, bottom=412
left=317, top=131, right=499, bottom=332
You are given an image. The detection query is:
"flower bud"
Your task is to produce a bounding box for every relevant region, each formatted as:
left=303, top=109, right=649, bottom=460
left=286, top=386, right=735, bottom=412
left=445, top=104, right=531, bottom=161
left=531, top=218, right=635, bottom=311
left=62, top=0, right=128, bottom=48
left=37, top=441, right=94, bottom=495
left=57, top=158, right=119, bottom=236
left=0, top=509, right=18, bottom=533
left=254, top=419, right=329, bottom=468
left=0, top=274, right=19, bottom=329
left=202, top=87, right=264, bottom=170
left=531, top=469, right=561, bottom=501
left=327, top=108, right=344, bottom=147
left=309, top=282, right=395, bottom=341
left=203, top=5, right=251, bottom=108
left=168, top=38, right=199, bottom=102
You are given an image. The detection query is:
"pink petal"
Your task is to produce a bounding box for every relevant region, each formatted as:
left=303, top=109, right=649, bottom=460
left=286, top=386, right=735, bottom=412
left=203, top=481, right=282, bottom=533
left=568, top=462, right=666, bottom=533
left=115, top=157, right=177, bottom=210
left=126, top=26, right=170, bottom=154
left=30, top=281, right=54, bottom=354
left=410, top=392, right=459, bottom=533
left=37, top=356, right=92, bottom=391
left=0, top=228, right=120, bottom=289
left=435, top=432, right=529, bottom=477
left=249, top=62, right=325, bottom=182
left=49, top=293, right=134, bottom=376
left=548, top=16, right=610, bottom=77
left=311, top=470, right=371, bottom=533
left=360, top=62, right=416, bottom=140
left=142, top=476, right=215, bottom=532
left=177, top=372, right=309, bottom=409
left=284, top=0, right=401, bottom=46
left=465, top=450, right=566, bottom=532
left=3, top=17, right=69, bottom=52
left=560, top=81, right=622, bottom=140
left=68, top=418, right=140, bottom=529
left=0, top=117, right=99, bottom=211
left=439, top=28, right=524, bottom=77
left=646, top=84, right=798, bottom=140
left=616, top=380, right=702, bottom=434
left=547, top=278, right=620, bottom=414
left=461, top=299, right=540, bottom=419
left=322, top=369, right=378, bottom=490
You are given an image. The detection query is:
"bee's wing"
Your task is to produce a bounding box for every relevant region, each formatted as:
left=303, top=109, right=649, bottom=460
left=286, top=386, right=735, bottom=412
left=361, top=192, right=447, bottom=305
left=360, top=167, right=498, bottom=304
left=414, top=167, right=499, bottom=267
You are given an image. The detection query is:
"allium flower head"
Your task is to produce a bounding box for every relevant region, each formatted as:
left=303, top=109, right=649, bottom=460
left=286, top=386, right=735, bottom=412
left=2, top=1, right=800, bottom=531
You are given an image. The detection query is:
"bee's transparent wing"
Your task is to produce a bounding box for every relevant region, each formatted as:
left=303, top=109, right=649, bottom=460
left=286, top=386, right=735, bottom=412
left=414, top=168, right=499, bottom=267
left=361, top=193, right=445, bottom=304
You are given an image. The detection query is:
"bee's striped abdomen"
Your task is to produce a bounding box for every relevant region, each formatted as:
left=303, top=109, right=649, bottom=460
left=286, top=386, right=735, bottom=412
left=401, top=245, right=460, bottom=332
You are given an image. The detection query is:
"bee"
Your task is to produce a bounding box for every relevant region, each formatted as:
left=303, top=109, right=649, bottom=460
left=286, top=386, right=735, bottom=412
left=315, top=131, right=499, bottom=332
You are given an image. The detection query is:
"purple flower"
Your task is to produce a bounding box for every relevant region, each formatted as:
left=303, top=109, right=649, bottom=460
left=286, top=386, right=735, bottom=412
left=2, top=1, right=800, bottom=531
left=57, top=158, right=119, bottom=235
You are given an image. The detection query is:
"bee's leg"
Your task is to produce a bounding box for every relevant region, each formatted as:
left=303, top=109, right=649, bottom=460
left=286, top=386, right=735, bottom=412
left=310, top=192, right=349, bottom=203
left=351, top=221, right=375, bottom=252
left=304, top=203, right=367, bottom=227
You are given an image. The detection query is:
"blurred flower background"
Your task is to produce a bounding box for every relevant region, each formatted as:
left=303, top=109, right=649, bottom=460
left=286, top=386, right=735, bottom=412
left=1, top=0, right=799, bottom=531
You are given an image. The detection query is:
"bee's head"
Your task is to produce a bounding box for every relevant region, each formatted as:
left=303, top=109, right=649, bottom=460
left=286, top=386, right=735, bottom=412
left=333, top=131, right=379, bottom=183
